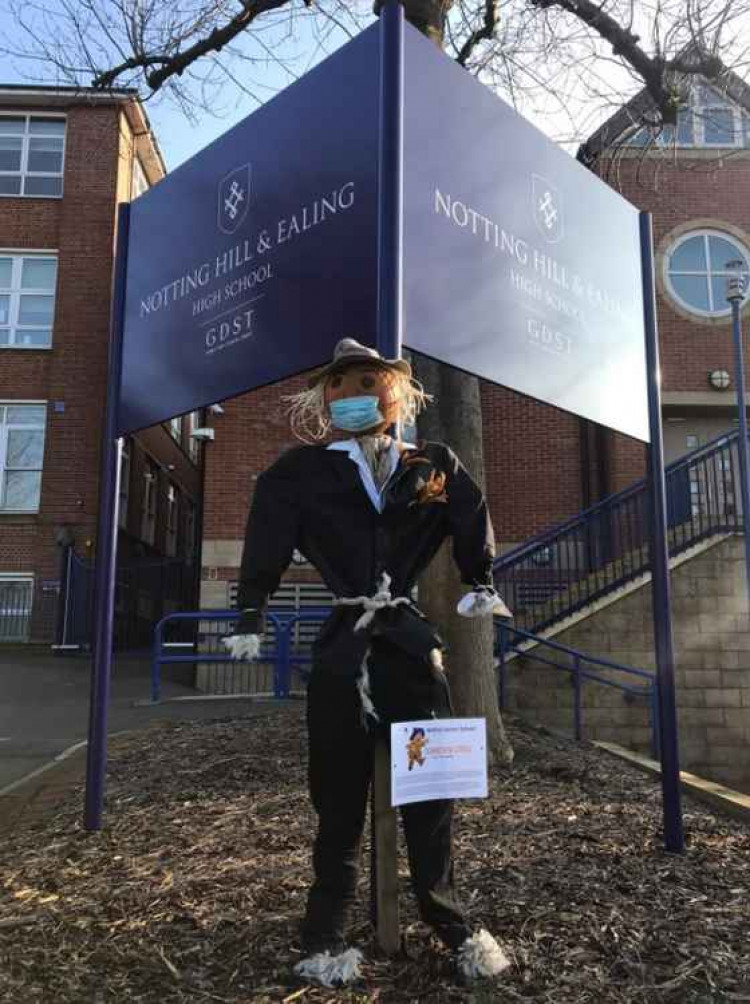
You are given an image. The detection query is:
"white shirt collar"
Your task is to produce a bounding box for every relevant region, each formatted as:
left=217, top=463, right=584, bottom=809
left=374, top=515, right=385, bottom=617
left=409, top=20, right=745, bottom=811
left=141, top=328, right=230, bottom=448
left=327, top=438, right=415, bottom=512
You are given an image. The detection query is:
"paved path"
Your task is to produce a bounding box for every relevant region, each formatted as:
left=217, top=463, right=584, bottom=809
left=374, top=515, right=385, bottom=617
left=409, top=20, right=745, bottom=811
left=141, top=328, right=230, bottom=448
left=0, top=649, right=262, bottom=790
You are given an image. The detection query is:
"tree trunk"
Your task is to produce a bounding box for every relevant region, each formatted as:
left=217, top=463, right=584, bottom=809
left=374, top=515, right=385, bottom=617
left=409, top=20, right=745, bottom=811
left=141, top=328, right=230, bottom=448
left=411, top=352, right=513, bottom=766
left=397, top=0, right=513, bottom=766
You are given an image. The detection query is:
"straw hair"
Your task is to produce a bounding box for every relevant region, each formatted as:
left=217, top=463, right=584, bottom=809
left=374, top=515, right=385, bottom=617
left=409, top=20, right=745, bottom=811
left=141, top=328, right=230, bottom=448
left=282, top=371, right=432, bottom=443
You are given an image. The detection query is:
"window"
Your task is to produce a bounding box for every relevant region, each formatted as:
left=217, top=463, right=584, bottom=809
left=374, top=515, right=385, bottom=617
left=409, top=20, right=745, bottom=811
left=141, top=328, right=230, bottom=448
left=141, top=462, right=157, bottom=545
left=187, top=411, right=202, bottom=462
left=689, top=83, right=747, bottom=147
left=701, top=106, right=736, bottom=145
left=0, top=253, right=58, bottom=349
left=165, top=483, right=178, bottom=557
left=0, top=574, right=33, bottom=641
left=0, top=404, right=46, bottom=512
left=0, top=115, right=65, bottom=197
left=184, top=499, right=197, bottom=562
left=168, top=415, right=183, bottom=444
left=665, top=230, right=750, bottom=317
left=118, top=440, right=131, bottom=530
left=131, top=157, right=149, bottom=199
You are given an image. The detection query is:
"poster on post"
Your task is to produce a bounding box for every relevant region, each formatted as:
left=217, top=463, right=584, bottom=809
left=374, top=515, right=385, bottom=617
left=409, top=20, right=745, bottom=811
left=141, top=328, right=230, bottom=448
left=390, top=718, right=488, bottom=807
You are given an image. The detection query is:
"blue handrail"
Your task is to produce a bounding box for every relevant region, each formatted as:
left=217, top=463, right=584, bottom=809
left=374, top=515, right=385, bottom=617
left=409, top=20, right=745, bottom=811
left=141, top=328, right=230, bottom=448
left=151, top=608, right=331, bottom=702
left=496, top=622, right=659, bottom=759
left=493, top=429, right=742, bottom=633
left=152, top=607, right=659, bottom=757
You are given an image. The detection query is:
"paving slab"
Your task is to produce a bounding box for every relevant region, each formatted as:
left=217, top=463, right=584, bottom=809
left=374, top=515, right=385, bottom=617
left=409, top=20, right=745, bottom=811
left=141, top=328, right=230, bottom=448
left=0, top=648, right=274, bottom=791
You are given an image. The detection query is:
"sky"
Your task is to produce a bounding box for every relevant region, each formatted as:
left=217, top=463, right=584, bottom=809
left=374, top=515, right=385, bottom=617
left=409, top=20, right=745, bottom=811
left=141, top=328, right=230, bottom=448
left=0, top=4, right=378, bottom=170
left=3, top=2, right=750, bottom=173
left=0, top=2, right=605, bottom=172
left=7, top=2, right=746, bottom=172
left=146, top=16, right=366, bottom=169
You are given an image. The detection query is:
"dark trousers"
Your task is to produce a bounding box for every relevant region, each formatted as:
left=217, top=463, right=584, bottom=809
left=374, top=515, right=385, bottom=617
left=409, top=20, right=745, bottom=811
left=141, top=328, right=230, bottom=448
left=301, top=641, right=471, bottom=952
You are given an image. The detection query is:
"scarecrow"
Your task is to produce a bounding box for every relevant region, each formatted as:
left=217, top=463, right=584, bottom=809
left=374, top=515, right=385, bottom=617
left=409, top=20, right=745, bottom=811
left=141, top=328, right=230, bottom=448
left=224, top=338, right=512, bottom=987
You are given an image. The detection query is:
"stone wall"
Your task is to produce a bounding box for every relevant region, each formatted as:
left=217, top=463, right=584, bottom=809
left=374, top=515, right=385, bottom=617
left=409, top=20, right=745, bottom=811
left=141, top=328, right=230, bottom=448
left=501, top=534, right=750, bottom=793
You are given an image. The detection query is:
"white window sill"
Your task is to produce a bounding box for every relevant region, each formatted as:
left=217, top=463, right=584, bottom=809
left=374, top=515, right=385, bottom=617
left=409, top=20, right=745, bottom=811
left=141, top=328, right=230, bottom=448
left=0, top=345, right=53, bottom=351
left=0, top=193, right=63, bottom=200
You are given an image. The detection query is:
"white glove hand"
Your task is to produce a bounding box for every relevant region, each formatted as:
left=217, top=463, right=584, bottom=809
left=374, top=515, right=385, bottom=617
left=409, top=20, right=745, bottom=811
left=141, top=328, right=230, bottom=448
left=221, top=634, right=262, bottom=661
left=457, top=588, right=513, bottom=619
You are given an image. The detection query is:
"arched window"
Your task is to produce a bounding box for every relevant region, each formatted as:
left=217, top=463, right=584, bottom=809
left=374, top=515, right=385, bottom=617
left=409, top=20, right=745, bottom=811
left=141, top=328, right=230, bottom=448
left=665, top=230, right=750, bottom=317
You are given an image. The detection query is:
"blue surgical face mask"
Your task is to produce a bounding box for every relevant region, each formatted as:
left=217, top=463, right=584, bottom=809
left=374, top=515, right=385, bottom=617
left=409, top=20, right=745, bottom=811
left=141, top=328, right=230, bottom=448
left=329, top=395, right=384, bottom=433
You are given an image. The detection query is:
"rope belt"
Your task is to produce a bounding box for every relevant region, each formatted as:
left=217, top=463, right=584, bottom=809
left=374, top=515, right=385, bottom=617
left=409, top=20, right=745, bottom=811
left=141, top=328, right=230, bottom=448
left=333, top=572, right=411, bottom=633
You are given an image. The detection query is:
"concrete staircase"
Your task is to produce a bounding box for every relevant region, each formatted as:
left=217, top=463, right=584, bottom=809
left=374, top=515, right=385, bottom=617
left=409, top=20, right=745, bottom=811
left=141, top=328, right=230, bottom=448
left=501, top=533, right=750, bottom=794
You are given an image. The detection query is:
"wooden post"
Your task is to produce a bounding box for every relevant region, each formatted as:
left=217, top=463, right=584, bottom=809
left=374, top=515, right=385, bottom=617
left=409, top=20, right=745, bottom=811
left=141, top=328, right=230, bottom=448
left=372, top=736, right=400, bottom=954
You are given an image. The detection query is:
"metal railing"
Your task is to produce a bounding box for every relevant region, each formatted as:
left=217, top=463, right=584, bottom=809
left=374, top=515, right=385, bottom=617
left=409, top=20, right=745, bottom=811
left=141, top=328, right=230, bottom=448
left=151, top=608, right=331, bottom=702
left=152, top=608, right=658, bottom=755
left=496, top=622, right=659, bottom=758
left=493, top=430, right=741, bottom=633
left=59, top=548, right=199, bottom=651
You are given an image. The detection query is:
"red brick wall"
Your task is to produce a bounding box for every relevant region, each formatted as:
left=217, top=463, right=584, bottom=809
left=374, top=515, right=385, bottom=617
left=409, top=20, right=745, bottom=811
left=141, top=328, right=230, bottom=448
left=201, top=373, right=588, bottom=584
left=200, top=149, right=750, bottom=598
left=202, top=374, right=309, bottom=543
left=480, top=382, right=583, bottom=545
left=0, top=101, right=184, bottom=642
left=608, top=158, right=748, bottom=392
left=587, top=154, right=750, bottom=493
left=0, top=104, right=121, bottom=638
left=207, top=156, right=750, bottom=571
left=608, top=431, right=648, bottom=493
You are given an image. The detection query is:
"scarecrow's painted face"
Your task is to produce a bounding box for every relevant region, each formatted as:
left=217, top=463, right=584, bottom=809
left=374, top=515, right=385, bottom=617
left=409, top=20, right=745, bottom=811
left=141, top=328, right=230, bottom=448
left=324, top=364, right=403, bottom=435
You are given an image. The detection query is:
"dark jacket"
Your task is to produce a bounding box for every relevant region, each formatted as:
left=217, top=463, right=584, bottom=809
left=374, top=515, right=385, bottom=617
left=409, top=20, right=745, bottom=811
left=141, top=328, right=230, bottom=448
left=235, top=441, right=495, bottom=676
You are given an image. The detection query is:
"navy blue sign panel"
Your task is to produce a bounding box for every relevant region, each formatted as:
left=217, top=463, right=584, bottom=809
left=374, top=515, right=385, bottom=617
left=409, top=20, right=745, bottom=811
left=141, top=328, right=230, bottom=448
left=401, top=25, right=649, bottom=442
left=118, top=25, right=381, bottom=435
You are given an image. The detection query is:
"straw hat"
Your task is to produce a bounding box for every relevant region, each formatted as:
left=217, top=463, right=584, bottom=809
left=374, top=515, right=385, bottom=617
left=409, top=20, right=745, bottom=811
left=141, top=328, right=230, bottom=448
left=307, top=338, right=411, bottom=388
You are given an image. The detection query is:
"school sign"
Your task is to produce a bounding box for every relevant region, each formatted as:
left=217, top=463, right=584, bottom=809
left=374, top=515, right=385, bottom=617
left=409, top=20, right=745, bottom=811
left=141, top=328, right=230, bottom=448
left=119, top=20, right=648, bottom=441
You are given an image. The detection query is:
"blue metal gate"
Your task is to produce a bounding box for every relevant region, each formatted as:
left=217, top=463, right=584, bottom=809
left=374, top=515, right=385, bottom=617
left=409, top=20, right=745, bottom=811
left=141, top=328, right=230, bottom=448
left=58, top=547, right=198, bottom=651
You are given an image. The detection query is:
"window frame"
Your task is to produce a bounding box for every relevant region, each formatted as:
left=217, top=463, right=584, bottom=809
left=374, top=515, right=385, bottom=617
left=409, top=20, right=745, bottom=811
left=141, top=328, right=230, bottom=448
left=0, top=572, right=34, bottom=641
left=0, top=113, right=66, bottom=198
left=187, top=411, right=202, bottom=463
left=0, top=401, right=47, bottom=513
left=165, top=482, right=178, bottom=557
left=0, top=250, right=58, bottom=350
left=168, top=415, right=183, bottom=444
left=118, top=439, right=131, bottom=530
left=131, top=156, right=149, bottom=199
left=183, top=499, right=197, bottom=562
left=663, top=229, right=750, bottom=319
left=628, top=85, right=750, bottom=151
left=141, top=462, right=158, bottom=545
left=696, top=104, right=739, bottom=147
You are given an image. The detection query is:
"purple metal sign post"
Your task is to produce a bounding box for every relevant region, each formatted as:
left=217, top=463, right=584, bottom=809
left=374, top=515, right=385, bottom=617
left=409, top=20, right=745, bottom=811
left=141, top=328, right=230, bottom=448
left=376, top=0, right=404, bottom=363
left=640, top=212, right=684, bottom=854
left=84, top=203, right=129, bottom=830
left=371, top=0, right=404, bottom=956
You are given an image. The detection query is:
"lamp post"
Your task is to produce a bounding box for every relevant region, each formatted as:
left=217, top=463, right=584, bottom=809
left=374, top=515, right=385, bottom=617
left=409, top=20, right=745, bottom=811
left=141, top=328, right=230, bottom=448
left=726, top=259, right=750, bottom=610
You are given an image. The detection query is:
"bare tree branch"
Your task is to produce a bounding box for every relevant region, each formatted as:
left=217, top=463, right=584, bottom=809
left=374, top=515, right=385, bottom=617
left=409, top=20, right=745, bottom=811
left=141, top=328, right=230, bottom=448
left=2, top=0, right=750, bottom=150
left=455, top=0, right=499, bottom=65
left=93, top=0, right=296, bottom=91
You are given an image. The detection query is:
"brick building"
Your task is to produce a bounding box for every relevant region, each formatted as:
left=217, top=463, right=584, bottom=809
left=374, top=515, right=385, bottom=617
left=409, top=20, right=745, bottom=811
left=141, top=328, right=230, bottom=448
left=199, top=65, right=750, bottom=614
left=580, top=71, right=750, bottom=477
left=4, top=68, right=747, bottom=648
left=0, top=86, right=204, bottom=645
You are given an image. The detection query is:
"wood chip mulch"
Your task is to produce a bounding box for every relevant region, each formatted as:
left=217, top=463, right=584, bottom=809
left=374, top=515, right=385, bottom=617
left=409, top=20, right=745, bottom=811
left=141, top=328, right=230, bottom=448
left=1, top=706, right=749, bottom=1003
